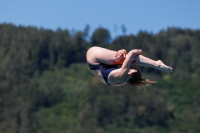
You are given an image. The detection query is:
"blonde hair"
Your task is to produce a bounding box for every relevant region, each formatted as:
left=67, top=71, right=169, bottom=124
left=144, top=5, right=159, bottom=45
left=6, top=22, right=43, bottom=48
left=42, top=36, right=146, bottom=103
left=127, top=69, right=157, bottom=86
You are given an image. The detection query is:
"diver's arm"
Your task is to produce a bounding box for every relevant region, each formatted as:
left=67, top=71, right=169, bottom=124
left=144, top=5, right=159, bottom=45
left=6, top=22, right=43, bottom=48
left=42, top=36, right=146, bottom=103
left=111, top=49, right=142, bottom=82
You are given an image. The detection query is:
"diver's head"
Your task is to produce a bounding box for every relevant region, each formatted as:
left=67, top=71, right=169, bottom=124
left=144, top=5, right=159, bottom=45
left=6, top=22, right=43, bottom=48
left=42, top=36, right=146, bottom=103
left=126, top=69, right=157, bottom=86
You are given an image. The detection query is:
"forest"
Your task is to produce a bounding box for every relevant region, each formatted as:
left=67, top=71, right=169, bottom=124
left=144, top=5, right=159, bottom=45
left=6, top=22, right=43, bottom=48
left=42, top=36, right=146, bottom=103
left=0, top=23, right=200, bottom=133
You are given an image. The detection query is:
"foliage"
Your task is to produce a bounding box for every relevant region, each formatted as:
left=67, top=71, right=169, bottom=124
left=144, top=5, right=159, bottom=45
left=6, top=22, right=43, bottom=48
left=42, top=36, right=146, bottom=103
left=0, top=23, right=200, bottom=133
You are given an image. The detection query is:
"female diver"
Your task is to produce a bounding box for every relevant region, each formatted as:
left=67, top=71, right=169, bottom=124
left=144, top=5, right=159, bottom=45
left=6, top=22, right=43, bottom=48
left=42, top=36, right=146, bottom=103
left=86, top=46, right=173, bottom=86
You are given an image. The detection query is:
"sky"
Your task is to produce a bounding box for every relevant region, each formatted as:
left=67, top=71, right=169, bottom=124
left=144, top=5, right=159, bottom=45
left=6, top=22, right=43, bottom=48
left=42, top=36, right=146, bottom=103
left=0, top=0, right=200, bottom=38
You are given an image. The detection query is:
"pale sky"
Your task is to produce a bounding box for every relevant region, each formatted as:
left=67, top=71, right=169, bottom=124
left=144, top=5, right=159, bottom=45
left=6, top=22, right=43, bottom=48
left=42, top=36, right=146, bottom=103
left=0, top=0, right=199, bottom=38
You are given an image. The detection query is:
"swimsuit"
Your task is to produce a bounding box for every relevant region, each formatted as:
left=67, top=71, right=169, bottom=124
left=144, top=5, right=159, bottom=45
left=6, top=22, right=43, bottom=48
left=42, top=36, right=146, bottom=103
left=88, top=63, right=119, bottom=85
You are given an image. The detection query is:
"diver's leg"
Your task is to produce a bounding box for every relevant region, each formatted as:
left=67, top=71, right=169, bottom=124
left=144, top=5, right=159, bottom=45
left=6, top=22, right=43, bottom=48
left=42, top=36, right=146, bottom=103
left=132, top=55, right=172, bottom=73
left=87, top=46, right=119, bottom=65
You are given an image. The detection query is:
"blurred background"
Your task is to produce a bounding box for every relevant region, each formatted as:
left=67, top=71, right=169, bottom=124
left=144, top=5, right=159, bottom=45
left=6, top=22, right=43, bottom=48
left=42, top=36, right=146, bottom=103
left=0, top=0, right=200, bottom=133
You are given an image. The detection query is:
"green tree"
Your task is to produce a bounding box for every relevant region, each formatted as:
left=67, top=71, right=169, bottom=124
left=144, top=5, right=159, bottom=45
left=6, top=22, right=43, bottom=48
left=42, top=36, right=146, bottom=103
left=91, top=28, right=111, bottom=46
